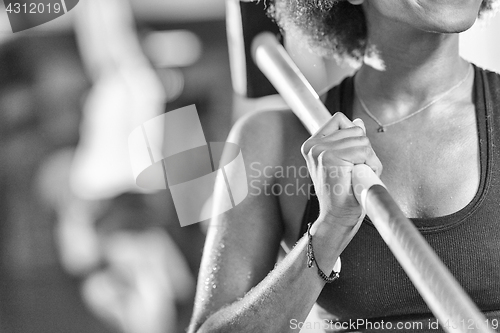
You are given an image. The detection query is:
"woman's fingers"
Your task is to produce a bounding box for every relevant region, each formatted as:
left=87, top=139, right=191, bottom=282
left=305, top=136, right=369, bottom=158
left=302, top=126, right=366, bottom=156
left=300, top=114, right=381, bottom=226
left=302, top=116, right=382, bottom=176
left=304, top=142, right=382, bottom=176
left=311, top=145, right=381, bottom=176
left=315, top=112, right=355, bottom=137
left=328, top=147, right=382, bottom=176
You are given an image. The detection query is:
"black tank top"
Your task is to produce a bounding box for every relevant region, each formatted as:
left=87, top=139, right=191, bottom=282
left=300, top=65, right=500, bottom=332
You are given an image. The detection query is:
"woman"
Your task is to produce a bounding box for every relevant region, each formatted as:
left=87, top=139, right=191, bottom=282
left=189, top=0, right=500, bottom=332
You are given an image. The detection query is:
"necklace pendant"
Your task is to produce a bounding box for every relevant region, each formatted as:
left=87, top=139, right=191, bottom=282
left=377, top=126, right=386, bottom=133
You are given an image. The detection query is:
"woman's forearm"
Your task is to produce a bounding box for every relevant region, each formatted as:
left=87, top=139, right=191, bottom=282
left=191, top=219, right=354, bottom=333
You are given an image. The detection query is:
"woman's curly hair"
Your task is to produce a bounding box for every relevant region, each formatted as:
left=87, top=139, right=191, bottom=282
left=268, top=0, right=500, bottom=65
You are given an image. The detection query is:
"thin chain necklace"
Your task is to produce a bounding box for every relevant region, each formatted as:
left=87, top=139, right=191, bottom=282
left=355, top=65, right=472, bottom=133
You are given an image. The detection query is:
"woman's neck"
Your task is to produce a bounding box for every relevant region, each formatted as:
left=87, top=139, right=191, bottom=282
left=354, top=11, right=471, bottom=120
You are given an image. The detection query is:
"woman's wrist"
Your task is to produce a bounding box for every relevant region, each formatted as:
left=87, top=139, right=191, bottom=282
left=307, top=217, right=357, bottom=274
left=307, top=223, right=341, bottom=283
left=318, top=205, right=364, bottom=227
left=311, top=212, right=360, bottom=236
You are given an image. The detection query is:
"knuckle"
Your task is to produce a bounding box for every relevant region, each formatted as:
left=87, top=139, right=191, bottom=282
left=301, top=139, right=316, bottom=156
left=301, top=140, right=310, bottom=156
left=376, top=157, right=383, bottom=169
left=352, top=126, right=365, bottom=136
left=333, top=112, right=346, bottom=119
left=323, top=150, right=342, bottom=168
left=322, top=149, right=335, bottom=159
left=331, top=112, right=346, bottom=122
left=357, top=135, right=370, bottom=145
left=310, top=144, right=324, bottom=159
left=362, top=146, right=373, bottom=157
left=318, top=150, right=333, bottom=165
left=378, top=163, right=384, bottom=174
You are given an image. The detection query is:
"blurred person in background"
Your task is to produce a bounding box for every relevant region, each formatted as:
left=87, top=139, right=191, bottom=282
left=0, top=21, right=113, bottom=333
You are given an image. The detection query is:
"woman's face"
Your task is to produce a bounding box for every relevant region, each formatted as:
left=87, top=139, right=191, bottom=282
left=363, top=0, right=484, bottom=34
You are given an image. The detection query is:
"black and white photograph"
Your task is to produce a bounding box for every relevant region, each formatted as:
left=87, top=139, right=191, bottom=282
left=0, top=1, right=500, bottom=332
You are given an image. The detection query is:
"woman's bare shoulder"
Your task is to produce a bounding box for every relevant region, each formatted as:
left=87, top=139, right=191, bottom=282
left=229, top=109, right=309, bottom=165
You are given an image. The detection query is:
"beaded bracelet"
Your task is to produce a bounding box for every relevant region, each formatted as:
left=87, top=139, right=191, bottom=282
left=306, top=223, right=341, bottom=283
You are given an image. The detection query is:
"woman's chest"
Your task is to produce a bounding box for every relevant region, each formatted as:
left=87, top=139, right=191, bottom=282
left=369, top=121, right=480, bottom=219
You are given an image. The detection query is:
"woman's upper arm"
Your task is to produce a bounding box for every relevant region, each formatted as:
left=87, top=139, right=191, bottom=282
left=189, top=110, right=288, bottom=330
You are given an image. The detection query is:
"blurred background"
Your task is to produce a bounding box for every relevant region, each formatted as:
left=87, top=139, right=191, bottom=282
left=0, top=0, right=228, bottom=332
left=0, top=0, right=499, bottom=332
